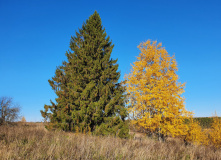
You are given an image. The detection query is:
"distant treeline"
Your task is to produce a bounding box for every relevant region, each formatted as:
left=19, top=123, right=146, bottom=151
left=194, top=117, right=221, bottom=129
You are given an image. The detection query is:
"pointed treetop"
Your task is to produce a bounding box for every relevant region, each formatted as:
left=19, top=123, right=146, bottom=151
left=85, top=10, right=102, bottom=26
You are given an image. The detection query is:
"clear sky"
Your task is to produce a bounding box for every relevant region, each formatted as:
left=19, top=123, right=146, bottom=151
left=0, top=0, right=220, bottom=121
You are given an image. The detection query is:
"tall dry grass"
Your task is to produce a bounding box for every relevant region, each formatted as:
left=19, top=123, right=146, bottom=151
left=0, top=123, right=221, bottom=160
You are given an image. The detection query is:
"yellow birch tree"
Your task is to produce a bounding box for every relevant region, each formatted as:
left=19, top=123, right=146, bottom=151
left=184, top=118, right=208, bottom=145
left=21, top=116, right=26, bottom=122
left=125, top=40, right=192, bottom=140
left=209, top=116, right=221, bottom=148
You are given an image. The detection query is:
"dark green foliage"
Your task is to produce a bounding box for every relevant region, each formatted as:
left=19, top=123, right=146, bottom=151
left=41, top=11, right=129, bottom=138
left=94, top=117, right=129, bottom=138
left=194, top=117, right=221, bottom=129
left=183, top=117, right=221, bottom=129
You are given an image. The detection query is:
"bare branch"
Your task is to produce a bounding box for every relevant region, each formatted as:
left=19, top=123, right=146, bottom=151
left=0, top=96, right=21, bottom=124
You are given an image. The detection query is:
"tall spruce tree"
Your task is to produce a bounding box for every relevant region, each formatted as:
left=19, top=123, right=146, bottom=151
left=41, top=11, right=129, bottom=138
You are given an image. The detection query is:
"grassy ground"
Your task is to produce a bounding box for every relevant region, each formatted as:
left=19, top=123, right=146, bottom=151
left=0, top=123, right=221, bottom=160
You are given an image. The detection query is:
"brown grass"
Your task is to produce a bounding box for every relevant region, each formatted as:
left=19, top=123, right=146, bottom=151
left=0, top=123, right=221, bottom=160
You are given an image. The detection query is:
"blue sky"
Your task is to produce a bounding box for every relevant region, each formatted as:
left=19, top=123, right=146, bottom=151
left=0, top=0, right=220, bottom=121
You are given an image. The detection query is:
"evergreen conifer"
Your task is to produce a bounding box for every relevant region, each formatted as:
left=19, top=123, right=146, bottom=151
left=41, top=11, right=129, bottom=138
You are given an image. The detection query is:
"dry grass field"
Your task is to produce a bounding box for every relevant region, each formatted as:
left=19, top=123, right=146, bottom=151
left=0, top=123, right=221, bottom=160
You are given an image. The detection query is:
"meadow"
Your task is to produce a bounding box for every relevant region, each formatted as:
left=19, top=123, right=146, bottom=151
left=0, top=122, right=221, bottom=160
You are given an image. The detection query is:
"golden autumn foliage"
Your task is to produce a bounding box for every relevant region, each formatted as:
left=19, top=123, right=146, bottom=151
left=125, top=40, right=192, bottom=139
left=21, top=116, right=26, bottom=122
left=209, top=116, right=221, bottom=148
left=184, top=118, right=208, bottom=145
